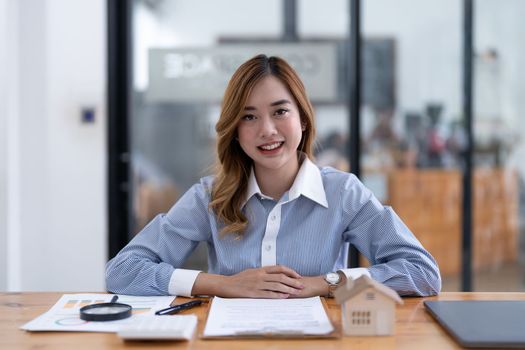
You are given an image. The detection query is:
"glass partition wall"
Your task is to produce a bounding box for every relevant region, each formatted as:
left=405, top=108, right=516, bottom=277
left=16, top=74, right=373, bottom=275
left=361, top=0, right=464, bottom=290
left=359, top=0, right=524, bottom=291
left=128, top=0, right=352, bottom=270
left=110, top=0, right=524, bottom=291
left=472, top=0, right=525, bottom=291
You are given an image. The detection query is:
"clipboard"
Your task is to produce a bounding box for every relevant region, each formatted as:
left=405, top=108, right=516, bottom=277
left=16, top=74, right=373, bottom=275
left=200, top=297, right=341, bottom=339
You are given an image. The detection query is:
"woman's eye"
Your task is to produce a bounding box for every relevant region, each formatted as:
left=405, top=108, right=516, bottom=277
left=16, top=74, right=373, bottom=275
left=241, top=114, right=256, bottom=121
left=275, top=108, right=289, bottom=117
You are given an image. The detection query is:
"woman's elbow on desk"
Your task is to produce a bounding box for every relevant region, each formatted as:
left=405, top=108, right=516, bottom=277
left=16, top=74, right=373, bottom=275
left=427, top=268, right=442, bottom=296
left=105, top=260, right=128, bottom=294
left=105, top=258, right=147, bottom=296
left=417, top=257, right=442, bottom=296
left=369, top=259, right=442, bottom=297
left=410, top=263, right=442, bottom=296
left=105, top=270, right=166, bottom=296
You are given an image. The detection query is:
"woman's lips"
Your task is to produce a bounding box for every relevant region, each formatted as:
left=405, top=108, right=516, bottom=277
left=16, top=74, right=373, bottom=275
left=258, top=141, right=284, bottom=151
left=257, top=141, right=284, bottom=154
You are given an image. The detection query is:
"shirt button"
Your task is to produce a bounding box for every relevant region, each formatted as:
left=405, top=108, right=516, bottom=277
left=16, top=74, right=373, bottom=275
left=271, top=215, right=276, bottom=220
left=265, top=245, right=272, bottom=251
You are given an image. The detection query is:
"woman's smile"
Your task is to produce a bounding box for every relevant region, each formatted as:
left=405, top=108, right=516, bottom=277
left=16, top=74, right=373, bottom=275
left=258, top=141, right=285, bottom=154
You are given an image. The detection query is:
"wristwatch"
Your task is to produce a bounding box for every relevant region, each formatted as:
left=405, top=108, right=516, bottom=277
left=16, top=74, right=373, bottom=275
left=324, top=271, right=342, bottom=298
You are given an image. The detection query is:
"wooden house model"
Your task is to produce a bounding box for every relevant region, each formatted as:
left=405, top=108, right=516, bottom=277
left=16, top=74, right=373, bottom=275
left=334, top=275, right=403, bottom=336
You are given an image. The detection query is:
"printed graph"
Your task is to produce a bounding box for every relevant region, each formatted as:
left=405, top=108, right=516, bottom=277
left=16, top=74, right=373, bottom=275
left=63, top=299, right=105, bottom=309
left=60, top=297, right=158, bottom=315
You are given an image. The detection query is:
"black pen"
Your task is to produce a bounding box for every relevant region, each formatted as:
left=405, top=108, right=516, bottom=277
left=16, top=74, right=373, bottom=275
left=155, top=300, right=202, bottom=315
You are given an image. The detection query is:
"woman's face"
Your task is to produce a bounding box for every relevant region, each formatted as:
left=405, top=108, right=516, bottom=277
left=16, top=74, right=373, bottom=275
left=236, top=75, right=304, bottom=178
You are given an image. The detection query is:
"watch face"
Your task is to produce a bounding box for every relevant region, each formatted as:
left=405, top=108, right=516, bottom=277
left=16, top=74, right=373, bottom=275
left=325, top=272, right=340, bottom=285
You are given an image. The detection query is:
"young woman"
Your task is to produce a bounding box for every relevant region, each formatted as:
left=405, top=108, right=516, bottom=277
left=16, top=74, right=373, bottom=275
left=106, top=54, right=441, bottom=298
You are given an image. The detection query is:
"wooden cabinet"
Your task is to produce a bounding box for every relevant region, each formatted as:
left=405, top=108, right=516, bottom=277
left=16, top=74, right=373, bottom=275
left=386, top=168, right=518, bottom=276
left=472, top=169, right=519, bottom=270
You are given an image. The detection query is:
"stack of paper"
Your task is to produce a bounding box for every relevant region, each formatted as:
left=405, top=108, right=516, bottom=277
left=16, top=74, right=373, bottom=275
left=21, top=294, right=174, bottom=333
left=203, top=296, right=334, bottom=337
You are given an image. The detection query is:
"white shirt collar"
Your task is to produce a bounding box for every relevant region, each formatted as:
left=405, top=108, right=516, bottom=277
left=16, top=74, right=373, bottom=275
left=242, top=156, right=328, bottom=208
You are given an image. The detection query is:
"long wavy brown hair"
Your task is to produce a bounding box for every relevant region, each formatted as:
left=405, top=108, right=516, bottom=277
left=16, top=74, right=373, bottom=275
left=210, top=54, right=316, bottom=236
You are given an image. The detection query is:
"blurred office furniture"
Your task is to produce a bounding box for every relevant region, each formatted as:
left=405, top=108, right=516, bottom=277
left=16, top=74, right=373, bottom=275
left=388, top=168, right=518, bottom=276
left=133, top=181, right=179, bottom=233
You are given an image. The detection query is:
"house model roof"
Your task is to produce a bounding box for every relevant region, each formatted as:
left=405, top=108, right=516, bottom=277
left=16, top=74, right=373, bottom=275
left=334, top=275, right=404, bottom=305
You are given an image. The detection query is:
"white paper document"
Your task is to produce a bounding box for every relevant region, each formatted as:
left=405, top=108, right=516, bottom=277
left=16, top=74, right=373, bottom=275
left=203, top=296, right=334, bottom=337
left=21, top=294, right=175, bottom=333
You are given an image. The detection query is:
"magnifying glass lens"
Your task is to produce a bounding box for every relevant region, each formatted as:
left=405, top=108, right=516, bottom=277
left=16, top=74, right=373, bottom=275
left=80, top=302, right=132, bottom=321
left=82, top=305, right=130, bottom=315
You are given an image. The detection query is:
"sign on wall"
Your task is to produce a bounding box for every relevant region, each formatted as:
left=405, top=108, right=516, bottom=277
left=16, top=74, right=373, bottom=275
left=146, top=43, right=338, bottom=103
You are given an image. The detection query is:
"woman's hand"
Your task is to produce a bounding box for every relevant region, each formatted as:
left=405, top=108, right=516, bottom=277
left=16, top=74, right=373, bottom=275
left=290, top=273, right=348, bottom=298
left=289, top=276, right=330, bottom=298
left=192, top=265, right=305, bottom=298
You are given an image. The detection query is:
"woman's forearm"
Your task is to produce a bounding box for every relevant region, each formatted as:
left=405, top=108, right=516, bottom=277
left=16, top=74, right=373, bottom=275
left=191, top=272, right=228, bottom=296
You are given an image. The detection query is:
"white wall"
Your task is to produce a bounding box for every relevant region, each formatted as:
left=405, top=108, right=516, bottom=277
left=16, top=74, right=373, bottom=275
left=1, top=0, right=106, bottom=291
left=15, top=0, right=49, bottom=291
left=44, top=0, right=107, bottom=291
left=0, top=0, right=10, bottom=291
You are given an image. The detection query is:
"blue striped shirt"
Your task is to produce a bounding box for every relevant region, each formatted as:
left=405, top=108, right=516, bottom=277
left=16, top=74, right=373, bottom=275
left=106, top=158, right=441, bottom=297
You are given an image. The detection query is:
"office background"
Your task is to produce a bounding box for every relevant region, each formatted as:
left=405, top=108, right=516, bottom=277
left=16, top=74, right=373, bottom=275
left=1, top=0, right=525, bottom=292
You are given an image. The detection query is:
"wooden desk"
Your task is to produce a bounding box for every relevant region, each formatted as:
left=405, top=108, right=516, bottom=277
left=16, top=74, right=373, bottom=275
left=3, top=292, right=525, bottom=349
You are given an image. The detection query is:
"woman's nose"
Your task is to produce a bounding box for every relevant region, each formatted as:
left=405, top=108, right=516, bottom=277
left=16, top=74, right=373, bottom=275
left=259, top=116, right=277, bottom=138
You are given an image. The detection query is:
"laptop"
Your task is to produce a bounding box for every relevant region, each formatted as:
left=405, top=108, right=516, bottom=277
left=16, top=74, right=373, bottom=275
left=424, top=300, right=525, bottom=348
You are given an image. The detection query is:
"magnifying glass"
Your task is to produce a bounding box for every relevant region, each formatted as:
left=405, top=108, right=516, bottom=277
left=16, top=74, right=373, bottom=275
left=79, top=295, right=132, bottom=321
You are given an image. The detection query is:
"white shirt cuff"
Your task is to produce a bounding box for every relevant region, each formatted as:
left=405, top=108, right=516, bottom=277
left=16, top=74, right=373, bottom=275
left=168, top=269, right=202, bottom=297
left=338, top=267, right=371, bottom=281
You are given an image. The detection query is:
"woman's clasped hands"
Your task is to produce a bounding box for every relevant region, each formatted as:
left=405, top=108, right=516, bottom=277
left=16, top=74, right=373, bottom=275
left=192, top=265, right=328, bottom=299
